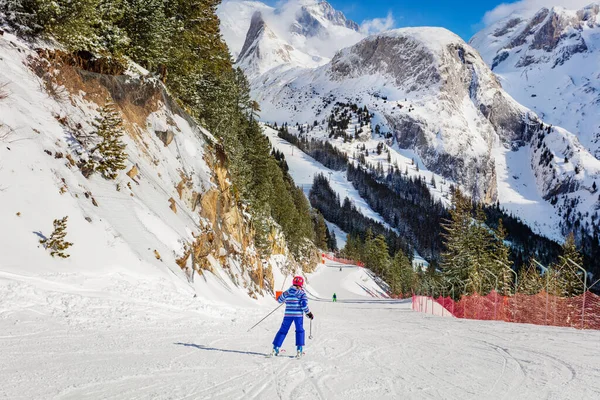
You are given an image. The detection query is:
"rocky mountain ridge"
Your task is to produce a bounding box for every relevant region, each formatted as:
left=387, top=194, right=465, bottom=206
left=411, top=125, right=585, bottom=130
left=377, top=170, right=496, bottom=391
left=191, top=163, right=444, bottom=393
left=470, top=3, right=600, bottom=159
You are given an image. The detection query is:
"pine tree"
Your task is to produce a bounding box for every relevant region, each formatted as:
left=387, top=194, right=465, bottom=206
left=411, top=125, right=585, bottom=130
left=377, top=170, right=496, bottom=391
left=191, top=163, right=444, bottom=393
left=553, top=233, right=585, bottom=296
left=492, top=219, right=514, bottom=295
left=118, top=0, right=171, bottom=69
left=389, top=250, right=415, bottom=296
left=90, top=99, right=128, bottom=180
left=441, top=188, right=473, bottom=289
left=517, top=259, right=544, bottom=295
left=313, top=212, right=329, bottom=250
left=3, top=0, right=45, bottom=36
left=40, top=216, right=73, bottom=258
left=327, top=230, right=337, bottom=252
left=3, top=0, right=102, bottom=49
left=341, top=234, right=364, bottom=262
left=365, top=234, right=390, bottom=276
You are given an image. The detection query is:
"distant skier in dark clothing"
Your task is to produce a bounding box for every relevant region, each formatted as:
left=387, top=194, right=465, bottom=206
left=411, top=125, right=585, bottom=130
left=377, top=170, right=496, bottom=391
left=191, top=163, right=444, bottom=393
left=272, top=276, right=314, bottom=358
left=332, top=293, right=337, bottom=302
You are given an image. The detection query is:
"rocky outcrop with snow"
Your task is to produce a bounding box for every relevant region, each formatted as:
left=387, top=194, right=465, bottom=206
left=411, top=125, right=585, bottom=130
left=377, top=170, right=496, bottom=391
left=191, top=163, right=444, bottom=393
left=291, top=1, right=360, bottom=37
left=470, top=3, right=600, bottom=159
left=0, top=33, right=298, bottom=302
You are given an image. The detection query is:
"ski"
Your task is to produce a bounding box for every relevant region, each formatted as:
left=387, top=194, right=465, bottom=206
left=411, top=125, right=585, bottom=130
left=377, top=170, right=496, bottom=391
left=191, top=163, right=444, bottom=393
left=267, top=348, right=286, bottom=358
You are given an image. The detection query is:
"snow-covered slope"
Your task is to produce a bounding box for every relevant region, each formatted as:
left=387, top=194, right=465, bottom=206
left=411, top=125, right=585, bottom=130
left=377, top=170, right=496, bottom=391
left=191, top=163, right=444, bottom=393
left=263, top=126, right=396, bottom=232
left=470, top=3, right=600, bottom=158
left=0, top=33, right=287, bottom=308
left=3, top=259, right=600, bottom=398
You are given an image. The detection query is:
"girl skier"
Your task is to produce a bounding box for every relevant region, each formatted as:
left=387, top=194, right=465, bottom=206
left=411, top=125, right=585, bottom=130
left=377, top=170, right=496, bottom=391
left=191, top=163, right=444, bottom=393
left=272, top=276, right=314, bottom=358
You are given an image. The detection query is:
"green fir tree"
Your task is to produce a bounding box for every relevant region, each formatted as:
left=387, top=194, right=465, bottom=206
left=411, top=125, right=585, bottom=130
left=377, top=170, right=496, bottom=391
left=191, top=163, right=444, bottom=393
left=517, top=259, right=544, bottom=295
left=91, top=99, right=128, bottom=180
left=40, top=216, right=73, bottom=258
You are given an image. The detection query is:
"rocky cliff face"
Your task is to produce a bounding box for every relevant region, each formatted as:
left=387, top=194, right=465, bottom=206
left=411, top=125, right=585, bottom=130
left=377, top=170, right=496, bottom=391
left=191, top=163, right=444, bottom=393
left=254, top=28, right=543, bottom=202
left=470, top=3, right=600, bottom=159
left=481, top=5, right=600, bottom=68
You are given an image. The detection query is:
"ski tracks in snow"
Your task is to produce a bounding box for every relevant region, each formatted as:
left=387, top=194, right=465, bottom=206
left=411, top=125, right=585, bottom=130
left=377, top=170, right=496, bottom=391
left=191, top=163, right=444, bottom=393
left=2, top=264, right=600, bottom=399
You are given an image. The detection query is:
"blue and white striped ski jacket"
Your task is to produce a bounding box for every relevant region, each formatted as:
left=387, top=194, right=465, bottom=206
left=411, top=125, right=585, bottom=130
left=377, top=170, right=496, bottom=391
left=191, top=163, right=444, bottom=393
left=278, top=286, right=310, bottom=317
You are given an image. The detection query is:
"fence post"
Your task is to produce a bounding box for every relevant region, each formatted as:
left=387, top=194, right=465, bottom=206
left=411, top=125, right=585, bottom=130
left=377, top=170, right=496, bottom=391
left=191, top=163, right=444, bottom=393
left=441, top=285, right=445, bottom=317
left=430, top=284, right=434, bottom=315
left=483, top=268, right=498, bottom=320
left=533, top=259, right=549, bottom=325
left=451, top=285, right=455, bottom=316
left=564, top=258, right=587, bottom=329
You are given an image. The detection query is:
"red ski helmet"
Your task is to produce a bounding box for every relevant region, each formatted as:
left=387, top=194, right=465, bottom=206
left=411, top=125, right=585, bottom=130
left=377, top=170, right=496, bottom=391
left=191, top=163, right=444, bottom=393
left=293, top=276, right=304, bottom=287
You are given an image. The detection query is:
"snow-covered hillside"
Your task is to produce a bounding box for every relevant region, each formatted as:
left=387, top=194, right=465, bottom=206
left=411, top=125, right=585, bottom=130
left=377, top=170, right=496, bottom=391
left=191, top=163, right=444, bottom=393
left=470, top=3, right=600, bottom=158
left=0, top=32, right=290, bottom=310
left=265, top=125, right=433, bottom=268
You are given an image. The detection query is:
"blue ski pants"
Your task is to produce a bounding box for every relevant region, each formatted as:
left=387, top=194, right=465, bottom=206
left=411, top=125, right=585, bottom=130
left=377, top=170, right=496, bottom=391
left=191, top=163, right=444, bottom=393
left=272, top=316, right=305, bottom=348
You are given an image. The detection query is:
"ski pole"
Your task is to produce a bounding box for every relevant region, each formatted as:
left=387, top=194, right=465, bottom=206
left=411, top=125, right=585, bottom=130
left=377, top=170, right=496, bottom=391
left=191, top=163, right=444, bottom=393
left=247, top=303, right=284, bottom=332
left=309, top=319, right=313, bottom=340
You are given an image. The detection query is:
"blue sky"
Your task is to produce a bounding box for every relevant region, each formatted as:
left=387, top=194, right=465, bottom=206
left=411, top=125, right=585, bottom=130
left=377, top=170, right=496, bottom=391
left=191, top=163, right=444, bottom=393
left=326, top=0, right=513, bottom=40
left=261, top=1, right=588, bottom=40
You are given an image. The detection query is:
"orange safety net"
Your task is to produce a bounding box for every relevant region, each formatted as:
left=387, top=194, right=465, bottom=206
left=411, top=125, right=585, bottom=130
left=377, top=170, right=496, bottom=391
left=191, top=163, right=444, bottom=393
left=322, top=253, right=365, bottom=267
left=413, top=290, right=600, bottom=330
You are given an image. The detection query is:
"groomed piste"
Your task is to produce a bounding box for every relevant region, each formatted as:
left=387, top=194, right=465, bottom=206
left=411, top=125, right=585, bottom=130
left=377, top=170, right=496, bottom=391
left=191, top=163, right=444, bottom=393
left=2, top=259, right=600, bottom=399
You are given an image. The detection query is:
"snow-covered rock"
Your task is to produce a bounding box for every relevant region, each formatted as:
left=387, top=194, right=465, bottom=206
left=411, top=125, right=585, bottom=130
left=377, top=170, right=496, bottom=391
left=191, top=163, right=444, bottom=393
left=236, top=11, right=325, bottom=78
left=291, top=0, right=360, bottom=37
left=470, top=3, right=600, bottom=158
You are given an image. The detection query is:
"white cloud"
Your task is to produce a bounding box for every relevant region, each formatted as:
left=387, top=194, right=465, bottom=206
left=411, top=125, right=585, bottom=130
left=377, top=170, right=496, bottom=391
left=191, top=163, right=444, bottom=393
left=360, top=12, right=396, bottom=35
left=483, top=0, right=594, bottom=26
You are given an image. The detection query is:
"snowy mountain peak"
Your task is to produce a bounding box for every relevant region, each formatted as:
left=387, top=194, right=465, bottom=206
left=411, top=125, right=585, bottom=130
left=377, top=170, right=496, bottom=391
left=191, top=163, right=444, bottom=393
left=236, top=11, right=326, bottom=77
left=219, top=0, right=364, bottom=65
left=237, top=11, right=268, bottom=62
left=472, top=3, right=600, bottom=69
left=291, top=1, right=360, bottom=37
left=470, top=2, right=600, bottom=158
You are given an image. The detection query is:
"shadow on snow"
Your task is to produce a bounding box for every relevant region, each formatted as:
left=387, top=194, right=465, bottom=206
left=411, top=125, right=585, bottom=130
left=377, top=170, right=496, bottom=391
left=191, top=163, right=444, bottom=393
left=174, top=343, right=268, bottom=357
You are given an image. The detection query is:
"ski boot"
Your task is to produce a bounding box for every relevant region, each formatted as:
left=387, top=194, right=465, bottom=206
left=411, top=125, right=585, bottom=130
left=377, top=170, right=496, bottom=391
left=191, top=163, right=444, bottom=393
left=296, top=346, right=304, bottom=359
left=270, top=347, right=280, bottom=357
